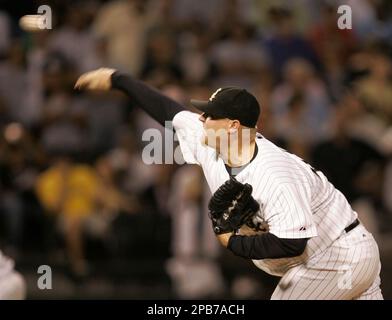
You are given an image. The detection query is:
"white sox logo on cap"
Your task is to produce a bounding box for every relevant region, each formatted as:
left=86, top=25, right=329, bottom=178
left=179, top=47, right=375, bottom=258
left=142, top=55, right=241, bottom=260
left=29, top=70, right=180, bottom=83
left=209, top=88, right=223, bottom=102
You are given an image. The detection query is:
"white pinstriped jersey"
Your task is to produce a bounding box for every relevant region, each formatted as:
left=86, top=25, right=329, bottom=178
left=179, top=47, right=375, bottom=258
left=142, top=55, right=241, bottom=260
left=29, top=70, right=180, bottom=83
left=173, top=111, right=358, bottom=276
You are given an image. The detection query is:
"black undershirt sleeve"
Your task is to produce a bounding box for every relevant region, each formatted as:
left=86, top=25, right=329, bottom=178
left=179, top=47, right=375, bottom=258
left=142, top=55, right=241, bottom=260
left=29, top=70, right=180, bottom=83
left=227, top=233, right=308, bottom=260
left=111, top=72, right=186, bottom=127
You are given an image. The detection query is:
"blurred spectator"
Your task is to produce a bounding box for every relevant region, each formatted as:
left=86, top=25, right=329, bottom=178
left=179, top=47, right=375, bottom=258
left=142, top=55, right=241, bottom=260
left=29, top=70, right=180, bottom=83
left=308, top=3, right=357, bottom=100
left=271, top=58, right=331, bottom=149
left=95, top=156, right=137, bottom=215
left=107, top=128, right=157, bottom=194
left=93, top=0, right=162, bottom=75
left=39, top=52, right=89, bottom=157
left=171, top=166, right=219, bottom=259
left=343, top=0, right=380, bottom=41
left=309, top=4, right=356, bottom=65
left=24, top=31, right=52, bottom=127
left=344, top=48, right=373, bottom=85
left=274, top=92, right=312, bottom=159
left=170, top=0, right=253, bottom=29
left=0, top=40, right=28, bottom=123
left=0, top=11, right=11, bottom=56
left=356, top=51, right=392, bottom=125
left=178, top=24, right=212, bottom=85
left=167, top=165, right=224, bottom=298
left=344, top=49, right=392, bottom=154
left=383, top=160, right=392, bottom=218
left=83, top=155, right=138, bottom=243
left=141, top=27, right=183, bottom=85
left=79, top=91, right=125, bottom=156
left=251, top=72, right=275, bottom=139
left=0, top=123, right=44, bottom=254
left=374, top=1, right=392, bottom=46
left=210, top=23, right=268, bottom=88
left=262, top=5, right=320, bottom=79
left=48, top=3, right=98, bottom=73
left=209, top=0, right=257, bottom=38
left=35, top=157, right=99, bottom=277
left=311, top=90, right=389, bottom=233
left=252, top=0, right=321, bottom=33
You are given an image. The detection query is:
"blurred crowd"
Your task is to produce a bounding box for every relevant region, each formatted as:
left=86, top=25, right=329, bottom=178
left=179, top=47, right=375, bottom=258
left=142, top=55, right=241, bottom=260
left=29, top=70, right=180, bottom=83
left=1, top=0, right=392, bottom=299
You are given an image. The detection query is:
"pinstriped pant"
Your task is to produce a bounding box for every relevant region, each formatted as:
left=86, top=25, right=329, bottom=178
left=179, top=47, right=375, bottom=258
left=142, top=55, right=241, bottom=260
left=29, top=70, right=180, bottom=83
left=271, top=224, right=383, bottom=300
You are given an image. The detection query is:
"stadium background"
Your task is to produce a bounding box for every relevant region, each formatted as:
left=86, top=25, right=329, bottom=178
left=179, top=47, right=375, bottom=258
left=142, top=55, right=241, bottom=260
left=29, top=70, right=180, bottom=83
left=0, top=0, right=392, bottom=299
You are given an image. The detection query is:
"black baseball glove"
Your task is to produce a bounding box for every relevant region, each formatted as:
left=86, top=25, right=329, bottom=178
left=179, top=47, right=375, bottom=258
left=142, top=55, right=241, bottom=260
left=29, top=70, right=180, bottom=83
left=208, top=177, right=260, bottom=235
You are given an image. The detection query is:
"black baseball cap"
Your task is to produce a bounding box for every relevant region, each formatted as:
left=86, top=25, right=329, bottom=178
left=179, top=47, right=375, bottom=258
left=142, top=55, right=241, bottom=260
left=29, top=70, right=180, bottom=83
left=191, top=87, right=260, bottom=128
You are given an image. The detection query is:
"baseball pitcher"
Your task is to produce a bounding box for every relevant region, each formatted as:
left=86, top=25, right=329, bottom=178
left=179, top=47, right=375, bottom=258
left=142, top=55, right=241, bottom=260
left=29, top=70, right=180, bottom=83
left=75, top=68, right=383, bottom=300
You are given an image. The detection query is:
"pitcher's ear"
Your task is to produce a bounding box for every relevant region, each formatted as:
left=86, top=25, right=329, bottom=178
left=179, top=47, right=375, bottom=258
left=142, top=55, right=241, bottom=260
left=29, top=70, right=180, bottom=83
left=228, top=119, right=241, bottom=133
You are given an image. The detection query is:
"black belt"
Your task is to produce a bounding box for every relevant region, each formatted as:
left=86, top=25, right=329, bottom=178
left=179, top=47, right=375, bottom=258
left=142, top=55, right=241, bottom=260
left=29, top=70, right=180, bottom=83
left=344, top=219, right=360, bottom=233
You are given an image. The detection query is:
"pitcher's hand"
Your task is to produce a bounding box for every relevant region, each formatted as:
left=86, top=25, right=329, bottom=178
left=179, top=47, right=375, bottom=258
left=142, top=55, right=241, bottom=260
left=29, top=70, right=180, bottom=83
left=74, top=68, right=116, bottom=91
